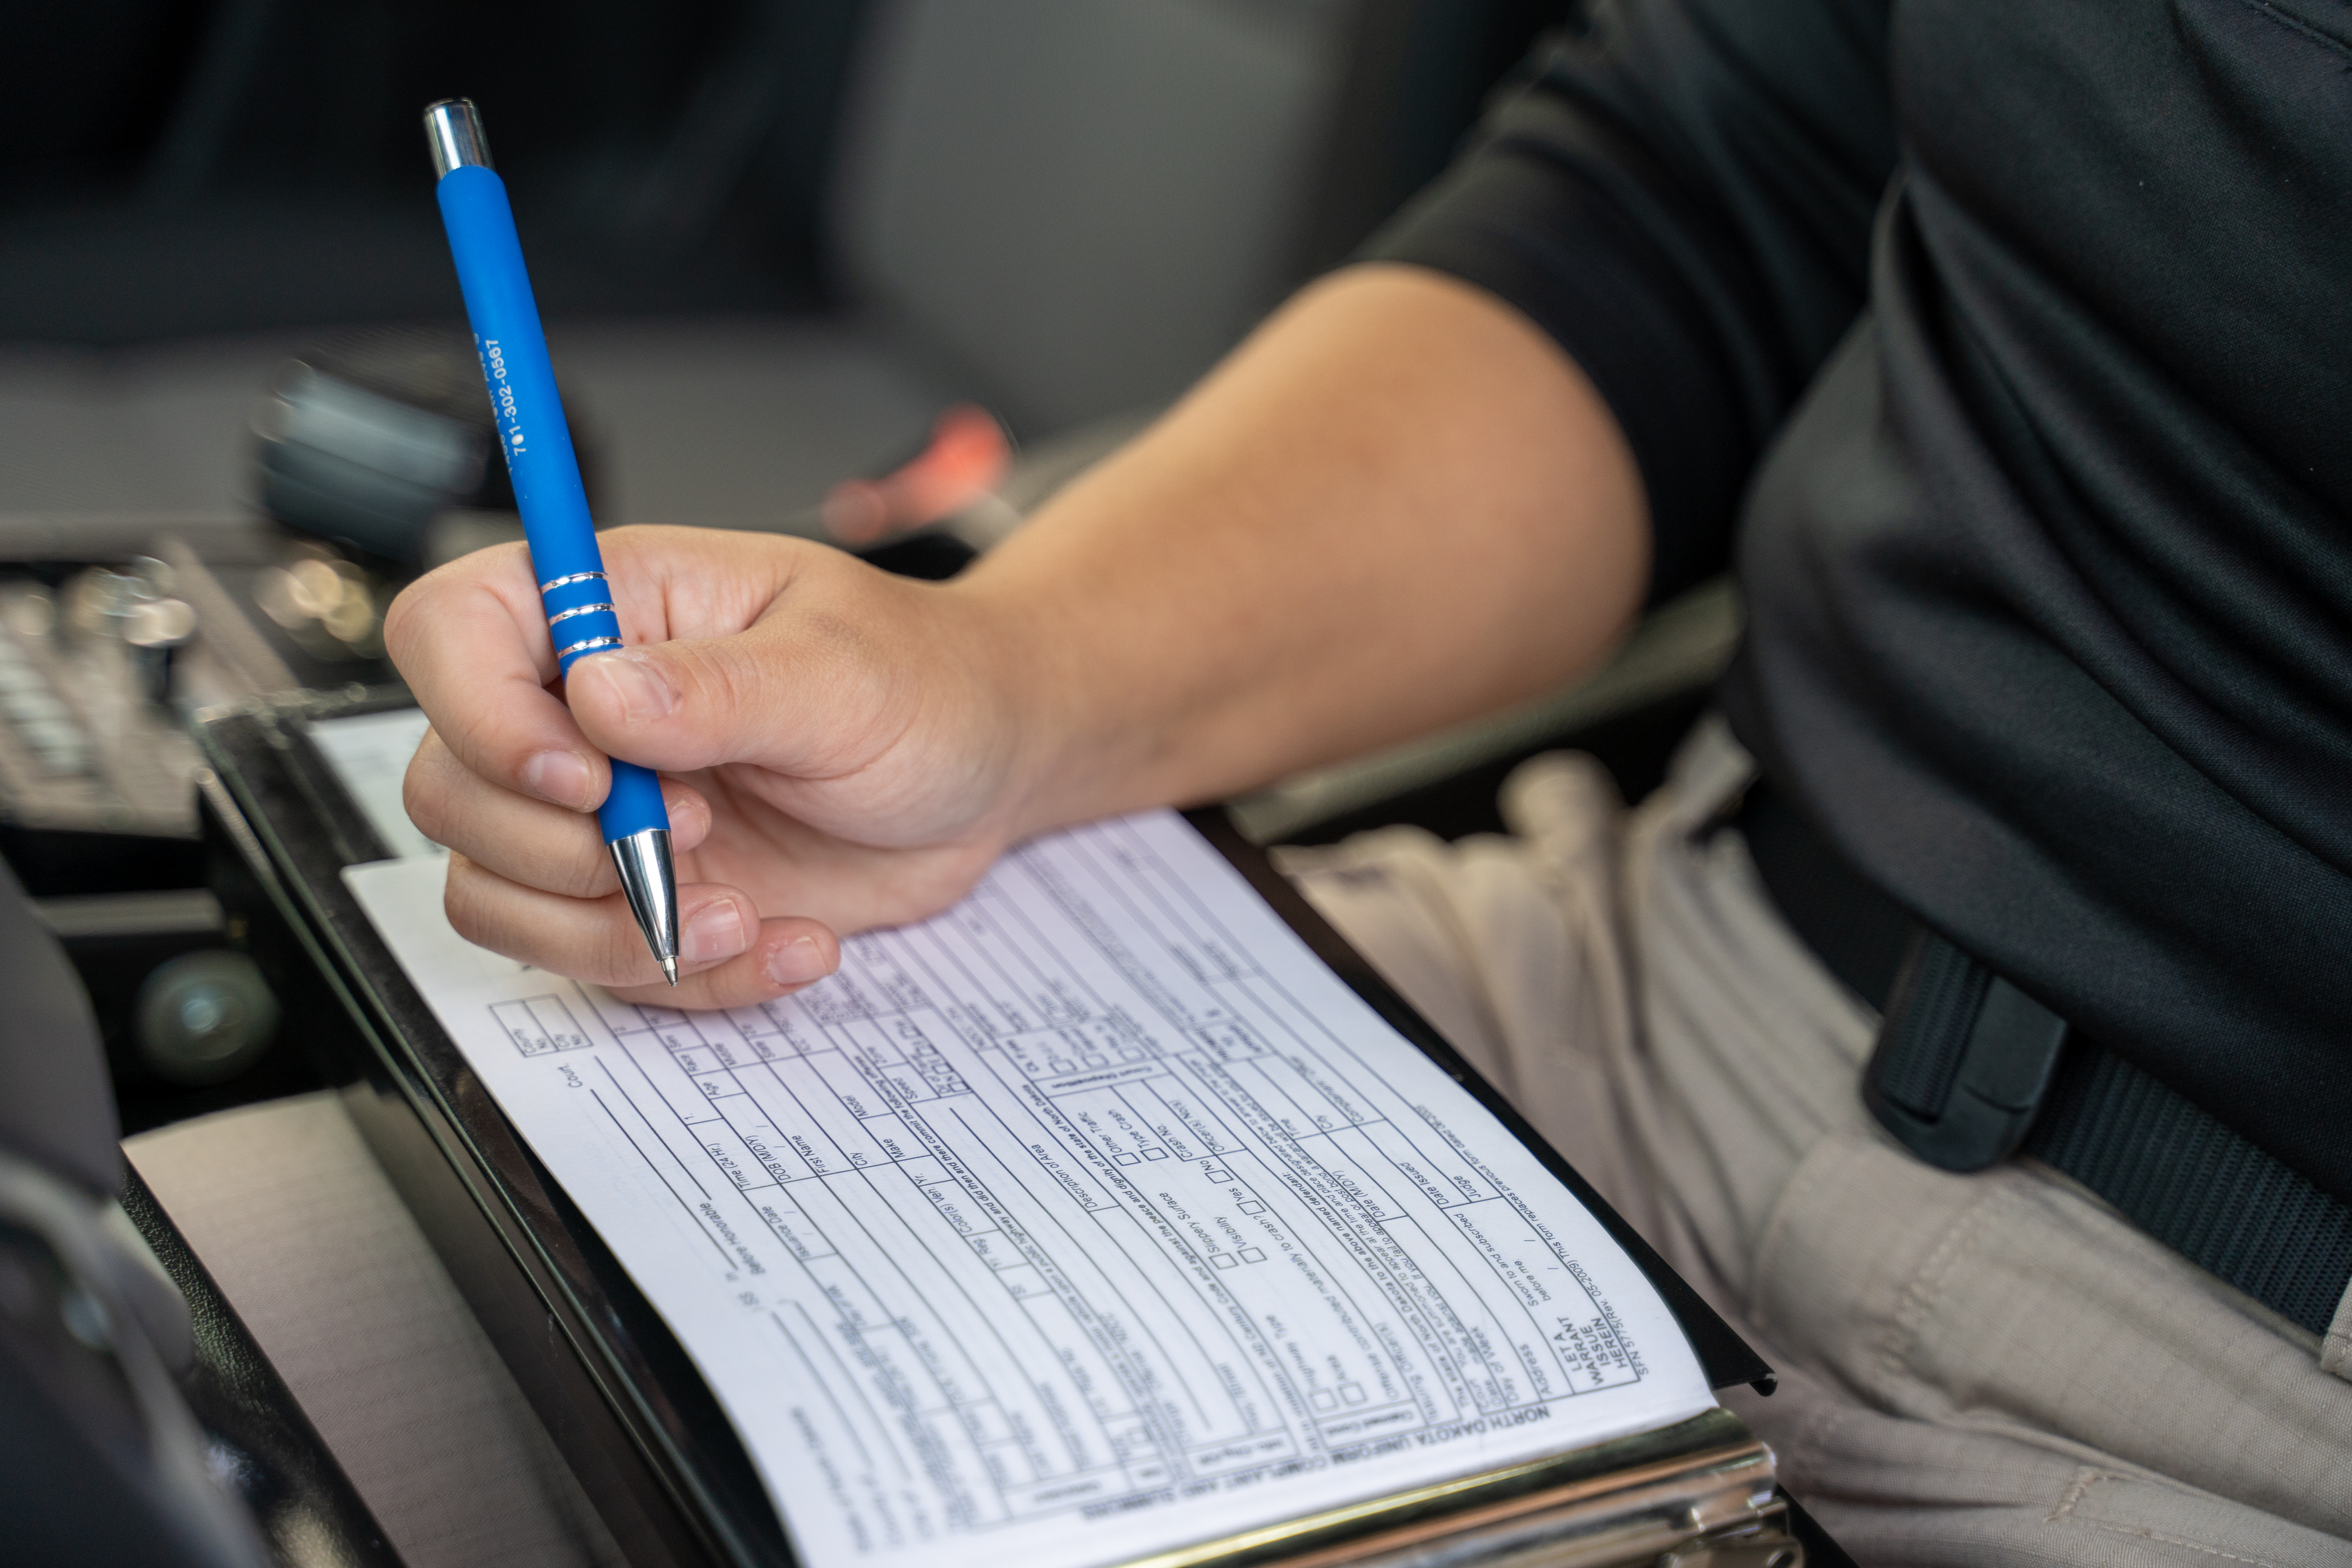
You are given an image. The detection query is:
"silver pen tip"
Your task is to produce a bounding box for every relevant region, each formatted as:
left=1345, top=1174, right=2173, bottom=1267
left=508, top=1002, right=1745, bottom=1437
left=662, top=957, right=679, bottom=988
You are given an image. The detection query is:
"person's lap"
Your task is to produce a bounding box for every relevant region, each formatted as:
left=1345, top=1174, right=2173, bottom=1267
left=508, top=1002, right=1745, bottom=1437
left=1276, top=717, right=2352, bottom=1566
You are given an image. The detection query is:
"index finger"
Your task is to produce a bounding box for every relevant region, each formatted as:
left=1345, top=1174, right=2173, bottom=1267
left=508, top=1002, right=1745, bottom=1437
left=383, top=541, right=611, bottom=812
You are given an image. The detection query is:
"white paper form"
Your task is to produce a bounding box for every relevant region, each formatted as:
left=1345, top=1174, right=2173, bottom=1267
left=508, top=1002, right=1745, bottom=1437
left=308, top=708, right=443, bottom=861
left=345, top=812, right=1713, bottom=1568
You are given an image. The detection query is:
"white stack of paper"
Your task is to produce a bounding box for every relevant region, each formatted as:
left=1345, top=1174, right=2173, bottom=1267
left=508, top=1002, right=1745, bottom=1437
left=343, top=800, right=1713, bottom=1568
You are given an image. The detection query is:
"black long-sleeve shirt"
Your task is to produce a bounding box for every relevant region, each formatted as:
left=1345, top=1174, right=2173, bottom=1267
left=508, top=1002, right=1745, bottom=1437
left=1373, top=0, right=2352, bottom=1203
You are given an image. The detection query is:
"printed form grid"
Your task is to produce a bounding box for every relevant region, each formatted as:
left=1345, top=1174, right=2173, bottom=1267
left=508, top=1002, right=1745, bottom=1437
left=496, top=818, right=1650, bottom=1531
left=346, top=808, right=1711, bottom=1568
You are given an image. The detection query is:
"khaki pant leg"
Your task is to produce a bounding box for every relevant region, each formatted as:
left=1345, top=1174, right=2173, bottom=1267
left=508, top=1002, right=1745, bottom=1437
left=1280, top=717, right=2352, bottom=1566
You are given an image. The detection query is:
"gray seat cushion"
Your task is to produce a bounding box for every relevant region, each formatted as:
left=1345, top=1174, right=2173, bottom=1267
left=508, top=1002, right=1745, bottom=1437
left=834, top=0, right=1358, bottom=434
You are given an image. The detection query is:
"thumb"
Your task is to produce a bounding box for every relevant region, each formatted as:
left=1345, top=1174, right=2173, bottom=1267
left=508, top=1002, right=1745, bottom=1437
left=564, top=628, right=884, bottom=777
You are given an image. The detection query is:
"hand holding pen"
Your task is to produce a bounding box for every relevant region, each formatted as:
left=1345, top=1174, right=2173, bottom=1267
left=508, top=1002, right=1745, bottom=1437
left=391, top=102, right=1020, bottom=1008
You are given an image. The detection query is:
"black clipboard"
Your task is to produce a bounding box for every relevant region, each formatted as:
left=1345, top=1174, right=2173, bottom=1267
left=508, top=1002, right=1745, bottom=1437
left=192, top=689, right=1781, bottom=1568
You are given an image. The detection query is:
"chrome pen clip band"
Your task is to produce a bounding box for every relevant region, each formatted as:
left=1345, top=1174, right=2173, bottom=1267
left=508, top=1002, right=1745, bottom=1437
left=539, top=570, right=608, bottom=595
left=425, top=99, right=492, bottom=178
left=546, top=602, right=617, bottom=626
left=555, top=635, right=627, bottom=661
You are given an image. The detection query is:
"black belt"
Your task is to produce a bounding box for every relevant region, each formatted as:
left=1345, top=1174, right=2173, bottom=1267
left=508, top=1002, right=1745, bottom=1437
left=1738, top=778, right=2352, bottom=1336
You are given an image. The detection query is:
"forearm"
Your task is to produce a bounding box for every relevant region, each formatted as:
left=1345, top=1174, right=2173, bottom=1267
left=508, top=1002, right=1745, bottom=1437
left=958, top=262, right=1650, bottom=836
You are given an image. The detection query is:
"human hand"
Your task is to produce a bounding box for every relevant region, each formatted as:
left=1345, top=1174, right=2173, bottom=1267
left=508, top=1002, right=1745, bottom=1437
left=386, top=526, right=1040, bottom=1009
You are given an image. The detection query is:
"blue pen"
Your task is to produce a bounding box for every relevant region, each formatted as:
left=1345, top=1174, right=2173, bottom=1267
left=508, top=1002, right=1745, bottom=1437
left=424, top=99, right=681, bottom=985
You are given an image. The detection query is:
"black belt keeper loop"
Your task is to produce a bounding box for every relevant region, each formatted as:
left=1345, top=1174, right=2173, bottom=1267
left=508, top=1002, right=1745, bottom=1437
left=1863, top=931, right=2067, bottom=1174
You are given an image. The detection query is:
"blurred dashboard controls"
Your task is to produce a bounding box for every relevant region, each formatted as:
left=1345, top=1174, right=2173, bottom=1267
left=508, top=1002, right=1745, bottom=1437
left=0, top=565, right=209, bottom=842
left=0, top=515, right=394, bottom=1122
left=133, top=948, right=281, bottom=1088
left=251, top=548, right=388, bottom=664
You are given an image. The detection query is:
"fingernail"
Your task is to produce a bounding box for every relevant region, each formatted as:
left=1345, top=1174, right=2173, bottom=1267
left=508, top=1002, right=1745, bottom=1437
left=681, top=899, right=750, bottom=964
left=764, top=935, right=833, bottom=988
left=522, top=749, right=593, bottom=809
left=580, top=650, right=675, bottom=723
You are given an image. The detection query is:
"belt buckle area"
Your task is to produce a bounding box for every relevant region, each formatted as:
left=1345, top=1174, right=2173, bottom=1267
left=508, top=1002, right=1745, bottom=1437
left=1864, top=931, right=2069, bottom=1172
